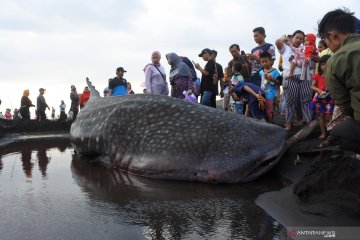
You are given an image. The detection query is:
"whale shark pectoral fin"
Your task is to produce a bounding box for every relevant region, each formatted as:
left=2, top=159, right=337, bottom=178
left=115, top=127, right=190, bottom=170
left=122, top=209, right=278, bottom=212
left=86, top=77, right=101, bottom=98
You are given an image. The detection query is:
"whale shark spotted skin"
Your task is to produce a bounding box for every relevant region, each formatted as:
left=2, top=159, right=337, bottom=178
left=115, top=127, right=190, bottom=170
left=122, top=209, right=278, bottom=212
left=70, top=79, right=287, bottom=183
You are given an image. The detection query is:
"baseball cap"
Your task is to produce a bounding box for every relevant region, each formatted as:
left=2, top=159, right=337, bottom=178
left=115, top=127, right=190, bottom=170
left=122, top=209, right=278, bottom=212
left=198, top=48, right=212, bottom=57
left=116, top=67, right=127, bottom=73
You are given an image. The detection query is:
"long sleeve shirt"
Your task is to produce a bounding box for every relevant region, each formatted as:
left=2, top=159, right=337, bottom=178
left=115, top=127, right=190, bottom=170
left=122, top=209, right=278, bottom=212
left=144, top=64, right=169, bottom=95
left=37, top=95, right=49, bottom=111
left=325, top=34, right=360, bottom=123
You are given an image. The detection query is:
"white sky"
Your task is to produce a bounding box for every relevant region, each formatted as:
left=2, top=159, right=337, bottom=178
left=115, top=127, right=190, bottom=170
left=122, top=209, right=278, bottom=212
left=0, top=0, right=359, bottom=117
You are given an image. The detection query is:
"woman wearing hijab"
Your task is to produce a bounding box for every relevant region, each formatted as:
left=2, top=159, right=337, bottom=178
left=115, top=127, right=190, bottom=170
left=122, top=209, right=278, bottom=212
left=144, top=51, right=169, bottom=95
left=19, top=89, right=35, bottom=119
left=166, top=53, right=194, bottom=99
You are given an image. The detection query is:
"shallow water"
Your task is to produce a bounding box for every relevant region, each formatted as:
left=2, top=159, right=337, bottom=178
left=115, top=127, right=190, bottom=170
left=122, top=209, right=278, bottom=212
left=0, top=138, right=286, bottom=240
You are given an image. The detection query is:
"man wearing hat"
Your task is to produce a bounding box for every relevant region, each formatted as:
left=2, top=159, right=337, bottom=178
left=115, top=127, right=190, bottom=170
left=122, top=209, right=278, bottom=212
left=37, top=88, right=50, bottom=121
left=194, top=48, right=217, bottom=107
left=109, top=67, right=128, bottom=96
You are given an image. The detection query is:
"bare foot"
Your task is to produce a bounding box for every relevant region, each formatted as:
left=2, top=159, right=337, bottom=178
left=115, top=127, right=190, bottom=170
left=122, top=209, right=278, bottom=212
left=284, top=123, right=292, bottom=131
left=318, top=134, right=326, bottom=140
left=317, top=139, right=331, bottom=148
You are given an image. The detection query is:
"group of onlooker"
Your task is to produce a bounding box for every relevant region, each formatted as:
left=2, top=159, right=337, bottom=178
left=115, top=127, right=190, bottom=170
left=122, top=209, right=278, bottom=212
left=1, top=8, right=359, bottom=161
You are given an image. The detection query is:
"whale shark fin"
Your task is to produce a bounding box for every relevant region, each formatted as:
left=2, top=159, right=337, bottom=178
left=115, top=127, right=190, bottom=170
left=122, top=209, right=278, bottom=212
left=86, top=77, right=101, bottom=98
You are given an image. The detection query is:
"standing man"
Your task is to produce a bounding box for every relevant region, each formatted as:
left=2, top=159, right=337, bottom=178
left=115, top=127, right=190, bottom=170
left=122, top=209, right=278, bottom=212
left=211, top=50, right=224, bottom=107
left=247, top=27, right=276, bottom=87
left=227, top=44, right=251, bottom=82
left=36, top=88, right=50, bottom=121
left=194, top=48, right=217, bottom=107
left=70, top=85, right=79, bottom=121
left=109, top=67, right=128, bottom=96
left=318, top=8, right=360, bottom=160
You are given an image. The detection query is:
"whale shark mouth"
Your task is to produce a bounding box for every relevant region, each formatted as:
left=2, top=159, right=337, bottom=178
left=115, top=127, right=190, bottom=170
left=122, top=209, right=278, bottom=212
left=242, top=145, right=286, bottom=183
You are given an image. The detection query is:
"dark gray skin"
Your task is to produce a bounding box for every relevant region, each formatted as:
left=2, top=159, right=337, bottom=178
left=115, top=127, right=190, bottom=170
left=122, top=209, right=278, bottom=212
left=70, top=79, right=287, bottom=183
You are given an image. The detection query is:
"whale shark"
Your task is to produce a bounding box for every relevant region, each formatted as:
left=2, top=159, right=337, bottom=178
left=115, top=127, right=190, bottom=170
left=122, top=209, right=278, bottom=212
left=70, top=79, right=287, bottom=183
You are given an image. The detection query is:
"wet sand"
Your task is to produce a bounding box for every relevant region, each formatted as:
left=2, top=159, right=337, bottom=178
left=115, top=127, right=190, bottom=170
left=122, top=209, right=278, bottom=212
left=0, top=137, right=286, bottom=240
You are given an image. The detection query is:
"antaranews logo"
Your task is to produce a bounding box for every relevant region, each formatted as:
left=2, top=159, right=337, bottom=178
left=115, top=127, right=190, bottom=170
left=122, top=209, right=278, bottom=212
left=288, top=229, right=297, bottom=238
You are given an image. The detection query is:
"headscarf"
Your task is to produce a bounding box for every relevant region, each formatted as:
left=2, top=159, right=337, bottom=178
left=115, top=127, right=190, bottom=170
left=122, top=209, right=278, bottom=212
left=166, top=53, right=193, bottom=83
left=306, top=33, right=316, bottom=46
left=23, top=89, right=30, bottom=97
left=180, top=56, right=197, bottom=81
left=143, top=51, right=162, bottom=72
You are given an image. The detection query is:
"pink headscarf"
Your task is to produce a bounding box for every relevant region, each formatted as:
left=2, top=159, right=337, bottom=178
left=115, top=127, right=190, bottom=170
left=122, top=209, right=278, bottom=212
left=143, top=51, right=161, bottom=71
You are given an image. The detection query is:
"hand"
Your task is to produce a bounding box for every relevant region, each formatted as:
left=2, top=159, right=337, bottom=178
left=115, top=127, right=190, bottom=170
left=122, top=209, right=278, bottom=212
left=47, top=107, right=50, bottom=110
left=247, top=54, right=258, bottom=61
left=265, top=73, right=271, bottom=80
left=194, top=63, right=201, bottom=70
left=257, top=94, right=266, bottom=110
left=286, top=74, right=294, bottom=79
left=319, top=90, right=326, bottom=96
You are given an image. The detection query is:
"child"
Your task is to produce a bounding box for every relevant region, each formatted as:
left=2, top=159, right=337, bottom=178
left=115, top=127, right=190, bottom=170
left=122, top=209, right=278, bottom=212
left=183, top=89, right=197, bottom=104
left=288, top=33, right=318, bottom=80
left=222, top=67, right=231, bottom=111
left=309, top=55, right=333, bottom=139
left=259, top=52, right=282, bottom=122
left=230, top=82, right=266, bottom=121
left=4, top=108, right=12, bottom=120
left=317, top=39, right=327, bottom=53
left=13, top=108, right=20, bottom=119
left=229, top=61, right=245, bottom=114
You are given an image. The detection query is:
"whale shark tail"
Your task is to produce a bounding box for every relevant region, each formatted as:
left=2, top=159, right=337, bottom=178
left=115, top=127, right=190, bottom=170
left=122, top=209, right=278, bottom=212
left=86, top=77, right=101, bottom=98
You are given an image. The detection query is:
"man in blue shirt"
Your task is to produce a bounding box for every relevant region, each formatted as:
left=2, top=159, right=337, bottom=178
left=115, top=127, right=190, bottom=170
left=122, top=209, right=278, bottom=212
left=109, top=67, right=128, bottom=96
left=247, top=27, right=276, bottom=87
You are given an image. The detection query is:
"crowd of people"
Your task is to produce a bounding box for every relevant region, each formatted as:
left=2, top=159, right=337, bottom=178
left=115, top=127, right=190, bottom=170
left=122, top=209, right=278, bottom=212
left=0, top=8, right=359, bottom=160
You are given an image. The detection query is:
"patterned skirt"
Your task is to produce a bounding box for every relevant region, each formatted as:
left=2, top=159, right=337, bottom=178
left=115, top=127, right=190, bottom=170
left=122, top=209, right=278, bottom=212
left=171, top=76, right=193, bottom=99
left=309, top=93, right=334, bottom=114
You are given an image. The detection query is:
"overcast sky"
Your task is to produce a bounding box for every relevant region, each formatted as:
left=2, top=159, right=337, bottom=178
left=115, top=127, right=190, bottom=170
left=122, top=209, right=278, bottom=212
left=0, top=0, right=359, bottom=117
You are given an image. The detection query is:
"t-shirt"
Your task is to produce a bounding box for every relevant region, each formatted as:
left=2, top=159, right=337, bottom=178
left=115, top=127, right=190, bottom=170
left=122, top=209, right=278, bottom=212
left=60, top=103, right=66, bottom=112
left=215, top=62, right=224, bottom=95
left=251, top=43, right=276, bottom=74
left=312, top=74, right=327, bottom=91
left=37, top=95, right=49, bottom=111
left=109, top=77, right=128, bottom=96
left=231, top=73, right=244, bottom=86
left=233, top=82, right=265, bottom=120
left=279, top=44, right=302, bottom=78
left=259, top=68, right=282, bottom=100
left=234, top=82, right=263, bottom=102
left=200, top=59, right=217, bottom=94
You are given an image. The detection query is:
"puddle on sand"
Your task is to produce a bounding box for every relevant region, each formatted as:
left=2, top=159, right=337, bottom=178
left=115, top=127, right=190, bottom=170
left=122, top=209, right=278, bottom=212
left=0, top=138, right=287, bottom=240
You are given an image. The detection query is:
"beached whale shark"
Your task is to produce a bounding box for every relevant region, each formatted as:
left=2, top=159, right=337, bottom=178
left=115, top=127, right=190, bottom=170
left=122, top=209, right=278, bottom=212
left=70, top=78, right=287, bottom=183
